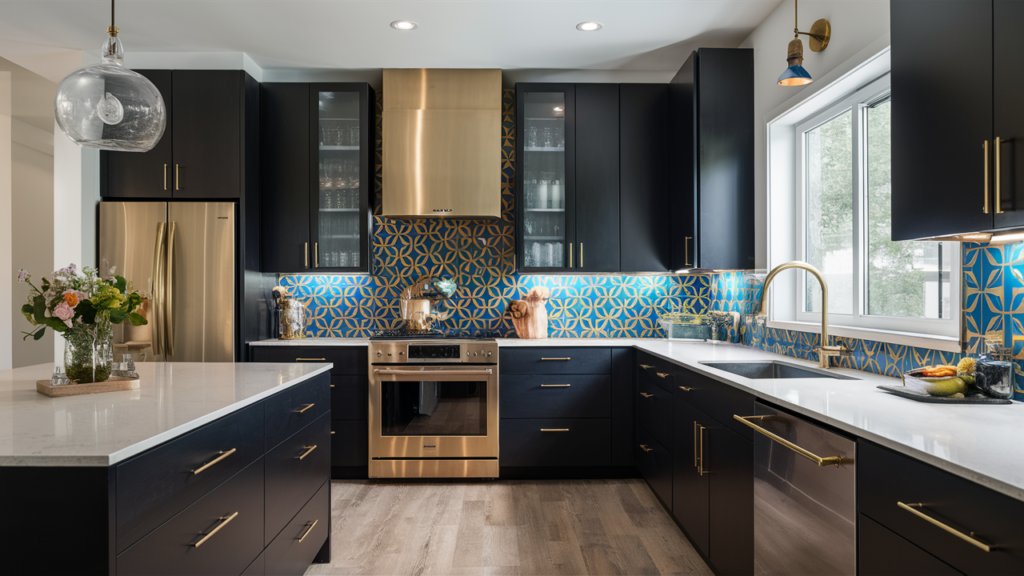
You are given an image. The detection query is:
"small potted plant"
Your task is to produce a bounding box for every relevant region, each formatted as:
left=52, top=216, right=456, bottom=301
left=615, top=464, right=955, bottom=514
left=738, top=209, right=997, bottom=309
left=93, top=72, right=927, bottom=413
left=18, top=265, right=147, bottom=383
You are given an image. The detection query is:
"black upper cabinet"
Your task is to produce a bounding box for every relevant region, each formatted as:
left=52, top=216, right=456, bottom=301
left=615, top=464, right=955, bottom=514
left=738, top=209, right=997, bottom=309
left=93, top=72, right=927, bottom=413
left=620, top=85, right=670, bottom=273
left=994, top=0, right=1024, bottom=228
left=101, top=70, right=253, bottom=200
left=575, top=84, right=620, bottom=273
left=260, top=82, right=374, bottom=274
left=102, top=70, right=174, bottom=199
left=891, top=1, right=994, bottom=240
left=669, top=48, right=754, bottom=270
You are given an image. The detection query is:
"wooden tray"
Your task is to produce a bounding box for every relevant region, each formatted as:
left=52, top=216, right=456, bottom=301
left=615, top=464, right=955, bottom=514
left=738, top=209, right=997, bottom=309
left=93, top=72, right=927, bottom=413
left=877, top=385, right=1012, bottom=405
left=37, top=376, right=140, bottom=398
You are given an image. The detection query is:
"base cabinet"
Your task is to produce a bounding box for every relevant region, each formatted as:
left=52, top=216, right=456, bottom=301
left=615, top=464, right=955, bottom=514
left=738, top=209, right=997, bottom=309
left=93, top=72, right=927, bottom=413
left=859, top=514, right=962, bottom=576
left=636, top=426, right=673, bottom=508
left=672, top=398, right=709, bottom=557
left=265, top=480, right=331, bottom=576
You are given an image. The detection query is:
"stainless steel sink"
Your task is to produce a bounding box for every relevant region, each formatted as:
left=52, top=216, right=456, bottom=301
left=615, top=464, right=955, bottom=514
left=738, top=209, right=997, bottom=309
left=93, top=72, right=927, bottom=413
left=699, top=361, right=857, bottom=380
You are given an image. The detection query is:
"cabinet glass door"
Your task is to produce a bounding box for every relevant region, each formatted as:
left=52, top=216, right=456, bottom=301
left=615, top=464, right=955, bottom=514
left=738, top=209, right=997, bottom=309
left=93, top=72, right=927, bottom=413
left=314, top=88, right=365, bottom=270
left=520, top=88, right=573, bottom=270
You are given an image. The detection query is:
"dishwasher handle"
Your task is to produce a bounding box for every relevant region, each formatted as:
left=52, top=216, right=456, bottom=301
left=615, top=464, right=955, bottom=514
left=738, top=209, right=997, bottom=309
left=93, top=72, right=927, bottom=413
left=734, top=415, right=844, bottom=467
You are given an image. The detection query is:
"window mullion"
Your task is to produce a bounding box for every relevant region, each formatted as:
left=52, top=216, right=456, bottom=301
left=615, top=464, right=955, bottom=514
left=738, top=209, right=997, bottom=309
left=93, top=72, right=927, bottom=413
left=852, top=105, right=865, bottom=322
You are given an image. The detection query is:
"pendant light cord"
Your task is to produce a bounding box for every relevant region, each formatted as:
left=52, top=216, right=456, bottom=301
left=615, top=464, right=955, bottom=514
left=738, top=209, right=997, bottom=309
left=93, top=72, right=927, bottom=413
left=107, top=0, right=118, bottom=37
left=794, top=0, right=799, bottom=37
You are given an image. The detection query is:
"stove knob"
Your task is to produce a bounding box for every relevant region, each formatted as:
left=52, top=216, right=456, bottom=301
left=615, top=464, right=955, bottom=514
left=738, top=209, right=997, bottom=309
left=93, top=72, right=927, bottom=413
left=387, top=353, right=392, bottom=356
left=376, top=351, right=382, bottom=358
left=399, top=352, right=404, bottom=355
left=487, top=351, right=493, bottom=357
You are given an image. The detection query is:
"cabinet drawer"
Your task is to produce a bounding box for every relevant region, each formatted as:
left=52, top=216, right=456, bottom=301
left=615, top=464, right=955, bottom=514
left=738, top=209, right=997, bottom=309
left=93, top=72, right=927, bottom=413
left=637, top=426, right=672, bottom=507
left=500, top=348, right=611, bottom=374
left=116, top=401, right=263, bottom=553
left=265, top=372, right=331, bottom=451
left=251, top=346, right=367, bottom=375
left=500, top=418, right=610, bottom=467
left=860, top=441, right=1024, bottom=575
left=675, top=367, right=754, bottom=440
left=637, top=351, right=676, bottom=392
left=637, top=377, right=672, bottom=448
left=331, top=374, right=368, bottom=420
left=265, top=414, right=331, bottom=545
left=500, top=374, right=610, bottom=418
left=331, top=419, right=368, bottom=467
left=859, top=514, right=962, bottom=576
left=265, top=479, right=330, bottom=576
left=117, top=458, right=265, bottom=576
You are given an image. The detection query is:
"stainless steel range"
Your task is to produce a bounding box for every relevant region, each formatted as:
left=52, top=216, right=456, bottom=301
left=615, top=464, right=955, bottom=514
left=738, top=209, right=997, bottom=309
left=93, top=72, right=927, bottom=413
left=368, top=337, right=499, bottom=478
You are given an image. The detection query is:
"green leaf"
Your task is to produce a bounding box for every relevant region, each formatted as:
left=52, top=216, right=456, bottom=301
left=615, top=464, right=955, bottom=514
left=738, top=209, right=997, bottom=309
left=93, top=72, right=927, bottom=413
left=76, top=300, right=98, bottom=324
left=33, top=328, right=46, bottom=340
left=32, top=295, right=47, bottom=324
left=114, top=275, right=127, bottom=294
left=109, top=310, right=125, bottom=325
left=42, top=317, right=66, bottom=333
left=127, top=312, right=148, bottom=326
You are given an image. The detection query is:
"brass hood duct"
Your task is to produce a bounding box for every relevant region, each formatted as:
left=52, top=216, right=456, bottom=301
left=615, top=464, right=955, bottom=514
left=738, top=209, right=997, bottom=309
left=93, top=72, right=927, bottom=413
left=382, top=69, right=502, bottom=218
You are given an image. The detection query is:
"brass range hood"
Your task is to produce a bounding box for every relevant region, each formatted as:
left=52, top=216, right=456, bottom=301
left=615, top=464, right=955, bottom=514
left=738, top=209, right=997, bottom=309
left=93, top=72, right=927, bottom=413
left=382, top=69, right=502, bottom=218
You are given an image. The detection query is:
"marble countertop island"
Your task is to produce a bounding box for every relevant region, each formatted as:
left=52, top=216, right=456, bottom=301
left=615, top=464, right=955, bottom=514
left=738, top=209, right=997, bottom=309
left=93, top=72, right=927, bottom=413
left=0, top=361, right=332, bottom=467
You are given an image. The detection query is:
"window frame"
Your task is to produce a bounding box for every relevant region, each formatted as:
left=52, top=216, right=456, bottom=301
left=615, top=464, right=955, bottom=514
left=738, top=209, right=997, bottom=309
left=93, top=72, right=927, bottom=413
left=793, top=73, right=960, bottom=338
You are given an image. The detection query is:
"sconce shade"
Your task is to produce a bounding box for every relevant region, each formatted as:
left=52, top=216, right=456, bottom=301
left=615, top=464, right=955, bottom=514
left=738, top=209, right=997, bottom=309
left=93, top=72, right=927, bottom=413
left=778, top=65, right=813, bottom=86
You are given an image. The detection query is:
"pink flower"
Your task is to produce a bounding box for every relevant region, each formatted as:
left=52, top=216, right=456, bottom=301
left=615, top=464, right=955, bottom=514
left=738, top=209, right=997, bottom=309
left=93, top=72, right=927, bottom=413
left=53, top=301, right=75, bottom=328
left=17, top=269, right=28, bottom=283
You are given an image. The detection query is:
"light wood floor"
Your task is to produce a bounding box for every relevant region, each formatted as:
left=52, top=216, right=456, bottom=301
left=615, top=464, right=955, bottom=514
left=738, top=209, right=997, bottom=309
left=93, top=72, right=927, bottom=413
left=304, top=479, right=713, bottom=576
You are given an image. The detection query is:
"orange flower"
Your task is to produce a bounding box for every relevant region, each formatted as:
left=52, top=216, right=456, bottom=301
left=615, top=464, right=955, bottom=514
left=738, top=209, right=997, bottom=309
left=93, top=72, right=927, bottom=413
left=62, top=291, right=79, bottom=307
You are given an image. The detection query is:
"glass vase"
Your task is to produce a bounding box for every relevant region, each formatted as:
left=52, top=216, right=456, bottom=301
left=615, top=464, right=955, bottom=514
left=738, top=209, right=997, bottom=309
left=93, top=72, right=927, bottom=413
left=63, top=324, right=114, bottom=383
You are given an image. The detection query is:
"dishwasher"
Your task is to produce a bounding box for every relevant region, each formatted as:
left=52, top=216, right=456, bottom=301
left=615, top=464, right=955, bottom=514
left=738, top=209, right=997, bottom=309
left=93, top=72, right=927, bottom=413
left=735, top=401, right=857, bottom=576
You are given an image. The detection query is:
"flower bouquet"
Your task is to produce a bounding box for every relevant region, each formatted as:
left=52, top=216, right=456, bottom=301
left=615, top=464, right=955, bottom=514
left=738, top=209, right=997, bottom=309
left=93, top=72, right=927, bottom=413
left=18, top=265, right=147, bottom=383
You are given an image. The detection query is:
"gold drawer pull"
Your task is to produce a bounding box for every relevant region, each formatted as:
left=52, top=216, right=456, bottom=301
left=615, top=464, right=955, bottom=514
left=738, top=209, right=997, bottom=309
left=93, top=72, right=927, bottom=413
left=192, top=448, right=237, bottom=475
left=296, top=357, right=326, bottom=361
left=657, top=372, right=670, bottom=379
left=193, top=511, right=238, bottom=547
left=295, top=403, right=315, bottom=414
left=330, top=384, right=335, bottom=388
left=541, top=357, right=571, bottom=361
left=734, top=415, right=843, bottom=467
left=541, top=384, right=571, bottom=387
left=640, top=444, right=653, bottom=453
left=639, top=392, right=654, bottom=398
left=331, top=431, right=335, bottom=435
left=297, top=445, right=318, bottom=460
left=640, top=364, right=654, bottom=370
left=898, top=502, right=992, bottom=552
left=541, top=428, right=570, bottom=432
left=298, top=519, right=319, bottom=543
left=679, top=386, right=693, bottom=391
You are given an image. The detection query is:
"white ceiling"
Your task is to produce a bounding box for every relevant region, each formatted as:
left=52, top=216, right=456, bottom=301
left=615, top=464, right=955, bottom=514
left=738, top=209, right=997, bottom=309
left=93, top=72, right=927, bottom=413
left=0, top=1, right=783, bottom=81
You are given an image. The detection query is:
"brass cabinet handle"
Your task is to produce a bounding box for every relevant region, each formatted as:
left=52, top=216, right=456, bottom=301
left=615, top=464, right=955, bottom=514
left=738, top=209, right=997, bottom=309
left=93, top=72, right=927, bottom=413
left=698, top=424, right=706, bottom=475
left=296, top=357, right=326, bottom=361
left=294, top=403, right=315, bottom=414
left=995, top=137, right=1005, bottom=214
left=569, top=243, right=573, bottom=268
left=296, top=445, right=318, bottom=460
left=640, top=444, right=653, bottom=453
left=541, top=357, right=571, bottom=361
left=693, top=421, right=700, bottom=468
left=734, top=415, right=843, bottom=467
left=541, top=428, right=570, bottom=432
left=193, top=511, right=239, bottom=547
left=897, top=502, right=992, bottom=552
left=639, top=392, right=654, bottom=398
left=305, top=242, right=309, bottom=269
left=175, top=164, right=180, bottom=191
left=984, top=140, right=990, bottom=214
left=314, top=242, right=320, bottom=268
left=679, top=386, right=693, bottom=392
left=331, top=431, right=335, bottom=435
left=684, top=236, right=693, bottom=267
left=657, top=372, right=670, bottom=379
left=540, top=384, right=571, bottom=387
left=330, top=384, right=335, bottom=388
left=640, top=364, right=654, bottom=370
left=580, top=243, right=583, bottom=268
left=163, top=164, right=167, bottom=190
left=297, top=519, right=319, bottom=543
left=191, top=448, right=237, bottom=475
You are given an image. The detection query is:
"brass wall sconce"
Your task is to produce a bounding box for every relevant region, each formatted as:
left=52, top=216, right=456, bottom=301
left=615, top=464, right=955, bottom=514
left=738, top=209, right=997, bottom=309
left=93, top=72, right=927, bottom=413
left=778, top=0, right=832, bottom=86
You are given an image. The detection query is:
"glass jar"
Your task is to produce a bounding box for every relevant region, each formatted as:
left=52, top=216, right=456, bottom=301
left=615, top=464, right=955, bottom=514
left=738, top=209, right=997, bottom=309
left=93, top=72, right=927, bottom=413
left=63, top=323, right=114, bottom=383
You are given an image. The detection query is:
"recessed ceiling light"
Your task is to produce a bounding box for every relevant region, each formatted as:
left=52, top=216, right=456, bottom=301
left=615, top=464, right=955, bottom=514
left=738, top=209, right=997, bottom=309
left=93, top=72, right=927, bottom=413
left=576, top=22, right=603, bottom=32
left=553, top=106, right=564, bottom=112
left=390, top=20, right=418, bottom=30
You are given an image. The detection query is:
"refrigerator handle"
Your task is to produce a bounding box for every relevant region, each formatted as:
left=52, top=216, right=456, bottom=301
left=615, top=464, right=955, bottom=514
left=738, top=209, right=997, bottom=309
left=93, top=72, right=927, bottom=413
left=150, top=222, right=166, bottom=356
left=165, top=221, right=177, bottom=358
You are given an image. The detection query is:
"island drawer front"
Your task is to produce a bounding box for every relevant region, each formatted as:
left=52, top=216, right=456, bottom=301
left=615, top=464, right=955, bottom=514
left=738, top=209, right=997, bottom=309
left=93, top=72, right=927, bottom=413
left=637, top=426, right=672, bottom=508
left=266, top=372, right=331, bottom=451
left=265, top=414, right=331, bottom=546
left=499, top=348, right=611, bottom=374
left=674, top=367, right=754, bottom=440
left=265, top=479, right=330, bottom=576
left=859, top=514, right=962, bottom=576
left=251, top=346, right=367, bottom=375
left=331, top=374, right=368, bottom=420
left=116, top=401, right=264, bottom=554
left=637, top=352, right=677, bottom=392
left=637, top=377, right=672, bottom=448
left=859, top=441, right=1024, bottom=575
left=500, top=374, right=611, bottom=418
left=500, top=418, right=611, bottom=467
left=117, top=457, right=265, bottom=576
left=331, top=419, right=368, bottom=467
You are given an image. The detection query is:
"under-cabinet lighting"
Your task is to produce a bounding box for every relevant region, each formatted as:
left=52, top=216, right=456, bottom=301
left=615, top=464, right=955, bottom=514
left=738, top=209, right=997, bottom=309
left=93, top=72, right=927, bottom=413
left=390, top=20, right=418, bottom=30
left=576, top=22, right=603, bottom=32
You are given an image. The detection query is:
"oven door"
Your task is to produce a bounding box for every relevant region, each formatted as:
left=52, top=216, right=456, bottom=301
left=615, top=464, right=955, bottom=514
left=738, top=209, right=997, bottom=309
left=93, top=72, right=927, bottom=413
left=369, top=365, right=498, bottom=459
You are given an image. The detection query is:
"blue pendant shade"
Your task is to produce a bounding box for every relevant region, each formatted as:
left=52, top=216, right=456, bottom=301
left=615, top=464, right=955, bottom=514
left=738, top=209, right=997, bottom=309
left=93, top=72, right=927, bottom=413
left=778, top=65, right=813, bottom=86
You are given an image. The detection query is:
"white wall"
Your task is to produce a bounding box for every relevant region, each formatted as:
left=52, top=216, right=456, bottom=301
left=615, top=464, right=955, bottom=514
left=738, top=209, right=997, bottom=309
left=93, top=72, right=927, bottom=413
left=739, top=0, right=891, bottom=269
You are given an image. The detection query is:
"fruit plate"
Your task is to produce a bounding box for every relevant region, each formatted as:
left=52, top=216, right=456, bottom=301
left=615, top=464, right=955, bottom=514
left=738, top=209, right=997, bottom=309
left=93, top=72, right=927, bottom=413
left=877, top=385, right=1012, bottom=404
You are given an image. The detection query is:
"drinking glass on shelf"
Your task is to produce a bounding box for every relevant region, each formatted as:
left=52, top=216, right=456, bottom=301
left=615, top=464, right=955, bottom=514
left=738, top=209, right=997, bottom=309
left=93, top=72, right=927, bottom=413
left=532, top=242, right=542, bottom=268
left=545, top=242, right=555, bottom=267
left=528, top=125, right=539, bottom=148
left=556, top=123, right=565, bottom=148
left=339, top=252, right=350, bottom=268
left=350, top=251, right=360, bottom=267
left=348, top=124, right=360, bottom=148
left=554, top=242, right=563, bottom=265
left=542, top=126, right=553, bottom=148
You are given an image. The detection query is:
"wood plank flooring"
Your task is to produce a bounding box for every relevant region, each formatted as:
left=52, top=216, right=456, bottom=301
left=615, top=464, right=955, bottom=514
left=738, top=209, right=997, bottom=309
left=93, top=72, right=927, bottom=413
left=305, top=479, right=713, bottom=576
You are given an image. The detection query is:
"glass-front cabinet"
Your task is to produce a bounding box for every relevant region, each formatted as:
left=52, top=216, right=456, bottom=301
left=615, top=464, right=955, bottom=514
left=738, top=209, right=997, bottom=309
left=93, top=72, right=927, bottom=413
left=310, top=83, right=372, bottom=272
left=516, top=84, right=575, bottom=272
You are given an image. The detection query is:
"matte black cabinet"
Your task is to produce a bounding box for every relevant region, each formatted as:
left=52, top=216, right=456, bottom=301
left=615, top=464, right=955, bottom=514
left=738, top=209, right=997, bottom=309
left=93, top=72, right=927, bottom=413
left=515, top=83, right=671, bottom=273
left=669, top=48, right=754, bottom=270
left=102, top=70, right=256, bottom=200
left=891, top=0, right=1024, bottom=239
left=261, top=82, right=374, bottom=273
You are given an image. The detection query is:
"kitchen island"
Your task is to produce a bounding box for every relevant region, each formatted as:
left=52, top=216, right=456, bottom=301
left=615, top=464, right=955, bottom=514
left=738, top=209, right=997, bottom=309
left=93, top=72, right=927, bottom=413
left=0, top=361, right=333, bottom=576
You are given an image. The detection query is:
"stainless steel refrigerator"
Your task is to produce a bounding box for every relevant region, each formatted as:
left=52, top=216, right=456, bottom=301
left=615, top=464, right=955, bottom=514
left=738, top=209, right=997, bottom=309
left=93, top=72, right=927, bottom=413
left=99, top=202, right=235, bottom=362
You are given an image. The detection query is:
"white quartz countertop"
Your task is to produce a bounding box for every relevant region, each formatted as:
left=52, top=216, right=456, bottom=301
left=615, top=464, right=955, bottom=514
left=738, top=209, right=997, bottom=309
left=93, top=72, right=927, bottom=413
left=250, top=338, right=370, bottom=347
left=0, top=362, right=332, bottom=467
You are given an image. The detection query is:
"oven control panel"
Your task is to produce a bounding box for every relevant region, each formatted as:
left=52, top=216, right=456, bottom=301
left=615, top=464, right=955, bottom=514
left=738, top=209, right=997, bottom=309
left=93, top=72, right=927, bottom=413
left=408, top=345, right=461, bottom=359
left=370, top=341, right=498, bottom=364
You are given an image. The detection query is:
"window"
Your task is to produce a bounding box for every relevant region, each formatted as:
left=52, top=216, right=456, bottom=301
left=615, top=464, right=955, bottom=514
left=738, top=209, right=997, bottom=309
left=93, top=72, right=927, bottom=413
left=795, top=74, right=958, bottom=337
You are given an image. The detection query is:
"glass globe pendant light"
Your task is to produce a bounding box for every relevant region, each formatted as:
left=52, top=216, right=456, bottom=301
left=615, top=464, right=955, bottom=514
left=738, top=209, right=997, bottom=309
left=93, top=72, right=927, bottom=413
left=54, top=0, right=165, bottom=151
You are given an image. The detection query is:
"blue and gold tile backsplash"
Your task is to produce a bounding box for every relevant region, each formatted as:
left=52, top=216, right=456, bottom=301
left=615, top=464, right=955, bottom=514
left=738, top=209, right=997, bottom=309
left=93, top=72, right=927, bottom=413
left=280, top=89, right=1023, bottom=400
